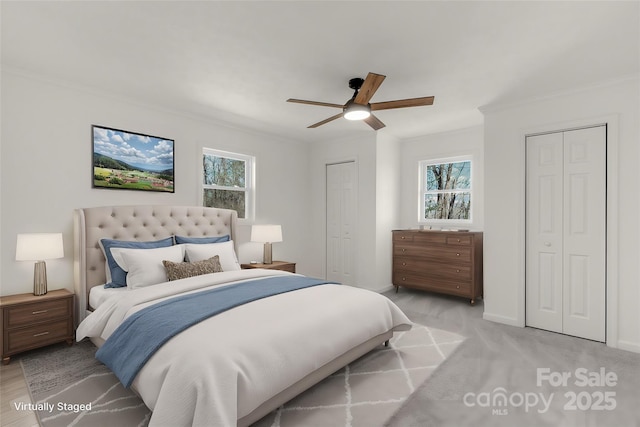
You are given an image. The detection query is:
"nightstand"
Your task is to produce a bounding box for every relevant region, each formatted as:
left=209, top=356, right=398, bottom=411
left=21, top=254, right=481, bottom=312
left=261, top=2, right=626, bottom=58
left=241, top=261, right=296, bottom=273
left=1, top=289, right=74, bottom=364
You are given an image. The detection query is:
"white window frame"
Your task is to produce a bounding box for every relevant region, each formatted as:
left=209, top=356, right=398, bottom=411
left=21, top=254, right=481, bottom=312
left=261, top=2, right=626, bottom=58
left=418, top=155, right=473, bottom=225
left=202, top=148, right=255, bottom=221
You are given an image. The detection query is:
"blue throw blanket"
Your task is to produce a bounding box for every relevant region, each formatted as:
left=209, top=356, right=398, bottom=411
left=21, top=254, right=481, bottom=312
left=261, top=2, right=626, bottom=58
left=96, top=275, right=334, bottom=387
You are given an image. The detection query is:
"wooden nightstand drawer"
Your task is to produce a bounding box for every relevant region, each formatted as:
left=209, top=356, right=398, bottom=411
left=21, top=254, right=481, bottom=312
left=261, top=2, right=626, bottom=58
left=241, top=261, right=296, bottom=273
left=5, top=318, right=72, bottom=353
left=6, top=298, right=71, bottom=328
left=1, top=289, right=74, bottom=364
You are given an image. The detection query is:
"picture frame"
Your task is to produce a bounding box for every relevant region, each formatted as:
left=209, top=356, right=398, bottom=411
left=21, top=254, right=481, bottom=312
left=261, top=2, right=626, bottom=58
left=92, top=125, right=174, bottom=193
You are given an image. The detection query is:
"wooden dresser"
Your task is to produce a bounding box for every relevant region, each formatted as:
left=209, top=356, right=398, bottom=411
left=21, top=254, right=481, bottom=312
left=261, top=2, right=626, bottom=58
left=392, top=230, right=483, bottom=304
left=1, top=289, right=74, bottom=364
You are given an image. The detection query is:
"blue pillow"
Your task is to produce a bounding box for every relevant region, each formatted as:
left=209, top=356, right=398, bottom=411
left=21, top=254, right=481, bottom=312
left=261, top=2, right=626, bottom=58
left=100, top=237, right=174, bottom=288
left=174, top=235, right=230, bottom=244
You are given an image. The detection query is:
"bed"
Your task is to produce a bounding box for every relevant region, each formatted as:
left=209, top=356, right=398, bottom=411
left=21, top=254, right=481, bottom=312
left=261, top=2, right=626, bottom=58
left=73, top=205, right=412, bottom=426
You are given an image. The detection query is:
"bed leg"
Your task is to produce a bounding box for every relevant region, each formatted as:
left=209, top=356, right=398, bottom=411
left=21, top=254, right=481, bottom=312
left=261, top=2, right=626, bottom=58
left=384, top=340, right=389, bottom=347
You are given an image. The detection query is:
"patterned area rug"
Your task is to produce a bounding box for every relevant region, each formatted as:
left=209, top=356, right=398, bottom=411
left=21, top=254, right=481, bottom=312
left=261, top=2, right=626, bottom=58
left=19, top=325, right=464, bottom=427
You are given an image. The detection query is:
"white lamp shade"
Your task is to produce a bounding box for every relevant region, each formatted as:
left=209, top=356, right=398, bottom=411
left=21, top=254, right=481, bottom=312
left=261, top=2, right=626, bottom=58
left=250, top=225, right=283, bottom=243
left=16, top=233, right=64, bottom=261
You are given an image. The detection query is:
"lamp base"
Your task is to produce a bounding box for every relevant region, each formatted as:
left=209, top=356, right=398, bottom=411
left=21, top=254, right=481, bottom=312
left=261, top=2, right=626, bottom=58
left=263, top=242, right=273, bottom=264
left=33, top=261, right=48, bottom=296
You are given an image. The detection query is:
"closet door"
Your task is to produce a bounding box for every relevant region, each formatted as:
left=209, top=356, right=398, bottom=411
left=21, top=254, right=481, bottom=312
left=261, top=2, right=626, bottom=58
left=526, top=126, right=606, bottom=342
left=561, top=127, right=606, bottom=341
left=526, top=132, right=564, bottom=334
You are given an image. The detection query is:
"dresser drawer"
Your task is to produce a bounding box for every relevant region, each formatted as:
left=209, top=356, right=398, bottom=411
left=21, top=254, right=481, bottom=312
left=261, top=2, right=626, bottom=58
left=394, top=244, right=472, bottom=263
left=394, top=260, right=472, bottom=280
left=446, top=235, right=473, bottom=246
left=5, top=318, right=72, bottom=354
left=5, top=298, right=71, bottom=328
left=393, top=273, right=471, bottom=296
left=393, top=232, right=414, bottom=243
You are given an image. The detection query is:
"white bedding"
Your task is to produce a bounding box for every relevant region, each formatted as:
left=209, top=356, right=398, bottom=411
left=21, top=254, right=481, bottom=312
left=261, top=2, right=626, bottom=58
left=88, top=285, right=128, bottom=310
left=77, top=269, right=412, bottom=426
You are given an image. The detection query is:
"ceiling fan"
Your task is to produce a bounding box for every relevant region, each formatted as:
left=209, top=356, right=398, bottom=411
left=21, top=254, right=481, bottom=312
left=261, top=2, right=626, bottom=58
left=287, top=72, right=434, bottom=130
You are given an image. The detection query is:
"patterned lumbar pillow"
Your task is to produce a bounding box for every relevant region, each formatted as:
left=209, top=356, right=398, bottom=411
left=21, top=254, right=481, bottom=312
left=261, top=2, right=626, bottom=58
left=162, top=256, right=223, bottom=281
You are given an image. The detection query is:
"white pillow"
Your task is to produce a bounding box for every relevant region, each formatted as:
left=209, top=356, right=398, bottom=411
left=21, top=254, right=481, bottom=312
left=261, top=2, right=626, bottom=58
left=184, top=240, right=240, bottom=271
left=111, top=245, right=185, bottom=289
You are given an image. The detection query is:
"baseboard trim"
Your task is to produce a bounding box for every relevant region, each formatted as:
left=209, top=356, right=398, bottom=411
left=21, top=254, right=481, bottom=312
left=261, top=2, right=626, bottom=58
left=615, top=340, right=640, bottom=354
left=482, top=312, right=522, bottom=327
left=374, top=284, right=395, bottom=294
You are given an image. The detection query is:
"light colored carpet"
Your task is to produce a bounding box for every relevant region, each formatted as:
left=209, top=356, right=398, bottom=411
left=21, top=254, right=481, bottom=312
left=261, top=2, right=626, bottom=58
left=19, top=324, right=464, bottom=427
left=384, top=289, right=640, bottom=427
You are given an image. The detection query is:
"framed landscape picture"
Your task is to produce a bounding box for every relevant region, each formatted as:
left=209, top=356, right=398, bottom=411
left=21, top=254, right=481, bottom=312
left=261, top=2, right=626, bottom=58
left=92, top=125, right=174, bottom=193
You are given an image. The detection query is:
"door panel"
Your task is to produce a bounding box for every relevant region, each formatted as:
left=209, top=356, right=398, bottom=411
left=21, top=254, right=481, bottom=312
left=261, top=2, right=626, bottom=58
left=526, top=132, right=564, bottom=333
left=326, top=162, right=356, bottom=285
left=526, top=126, right=606, bottom=342
left=562, top=126, right=606, bottom=341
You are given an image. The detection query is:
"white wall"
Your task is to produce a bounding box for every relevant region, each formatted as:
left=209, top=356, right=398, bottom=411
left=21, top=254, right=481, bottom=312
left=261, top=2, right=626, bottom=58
left=481, top=76, right=640, bottom=353
left=399, top=126, right=484, bottom=231
left=0, top=69, right=312, bottom=296
left=308, top=131, right=401, bottom=292
left=375, top=132, right=401, bottom=292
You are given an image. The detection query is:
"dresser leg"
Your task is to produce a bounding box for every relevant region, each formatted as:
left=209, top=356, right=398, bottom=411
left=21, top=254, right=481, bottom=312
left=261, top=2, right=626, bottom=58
left=2, top=356, right=10, bottom=365
left=395, top=286, right=399, bottom=293
left=66, top=338, right=73, bottom=346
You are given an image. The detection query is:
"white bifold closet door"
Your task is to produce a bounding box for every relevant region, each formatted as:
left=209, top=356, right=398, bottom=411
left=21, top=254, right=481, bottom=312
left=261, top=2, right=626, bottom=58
left=526, top=126, right=606, bottom=342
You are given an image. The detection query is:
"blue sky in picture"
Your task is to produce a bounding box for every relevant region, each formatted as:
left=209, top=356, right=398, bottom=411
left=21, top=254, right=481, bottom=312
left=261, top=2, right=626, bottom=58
left=93, top=127, right=174, bottom=172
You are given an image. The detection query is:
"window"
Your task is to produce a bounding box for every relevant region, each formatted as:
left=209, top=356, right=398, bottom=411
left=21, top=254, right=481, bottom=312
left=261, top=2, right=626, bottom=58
left=419, top=157, right=472, bottom=222
left=202, top=148, right=254, bottom=220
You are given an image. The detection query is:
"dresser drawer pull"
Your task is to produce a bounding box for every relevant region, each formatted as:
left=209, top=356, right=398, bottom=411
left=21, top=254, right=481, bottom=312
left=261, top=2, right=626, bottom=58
left=402, top=262, right=407, bottom=266
left=33, top=331, right=50, bottom=337
left=32, top=310, right=49, bottom=315
left=456, top=253, right=460, bottom=256
left=402, top=249, right=406, bottom=252
left=456, top=269, right=460, bottom=273
left=402, top=277, right=406, bottom=281
left=401, top=236, right=406, bottom=240
left=456, top=285, right=460, bottom=289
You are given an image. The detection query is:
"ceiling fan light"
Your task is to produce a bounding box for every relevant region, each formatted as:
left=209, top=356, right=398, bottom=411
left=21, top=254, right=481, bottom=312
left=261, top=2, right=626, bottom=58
left=343, top=103, right=371, bottom=121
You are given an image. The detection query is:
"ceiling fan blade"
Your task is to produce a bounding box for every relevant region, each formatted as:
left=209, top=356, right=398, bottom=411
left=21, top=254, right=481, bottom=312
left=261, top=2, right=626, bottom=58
left=370, top=96, right=435, bottom=111
left=354, top=72, right=386, bottom=105
left=363, top=114, right=385, bottom=130
left=287, top=98, right=344, bottom=109
left=308, top=112, right=344, bottom=128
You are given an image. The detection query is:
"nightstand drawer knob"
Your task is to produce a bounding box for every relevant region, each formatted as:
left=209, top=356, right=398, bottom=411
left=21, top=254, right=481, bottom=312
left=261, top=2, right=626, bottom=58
left=32, top=310, right=48, bottom=315
left=402, top=262, right=407, bottom=266
left=33, top=331, right=50, bottom=337
left=456, top=253, right=460, bottom=256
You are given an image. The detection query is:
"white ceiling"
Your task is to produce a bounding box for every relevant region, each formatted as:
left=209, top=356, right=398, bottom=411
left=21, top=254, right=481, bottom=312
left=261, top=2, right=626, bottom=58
left=2, top=1, right=638, bottom=143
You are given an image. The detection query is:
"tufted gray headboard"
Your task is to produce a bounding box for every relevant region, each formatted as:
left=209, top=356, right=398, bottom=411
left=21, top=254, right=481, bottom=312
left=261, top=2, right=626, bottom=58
left=73, top=205, right=238, bottom=324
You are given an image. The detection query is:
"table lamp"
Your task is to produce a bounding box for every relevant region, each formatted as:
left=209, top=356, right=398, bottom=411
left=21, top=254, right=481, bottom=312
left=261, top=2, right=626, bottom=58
left=250, top=225, right=282, bottom=264
left=16, top=233, right=64, bottom=295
